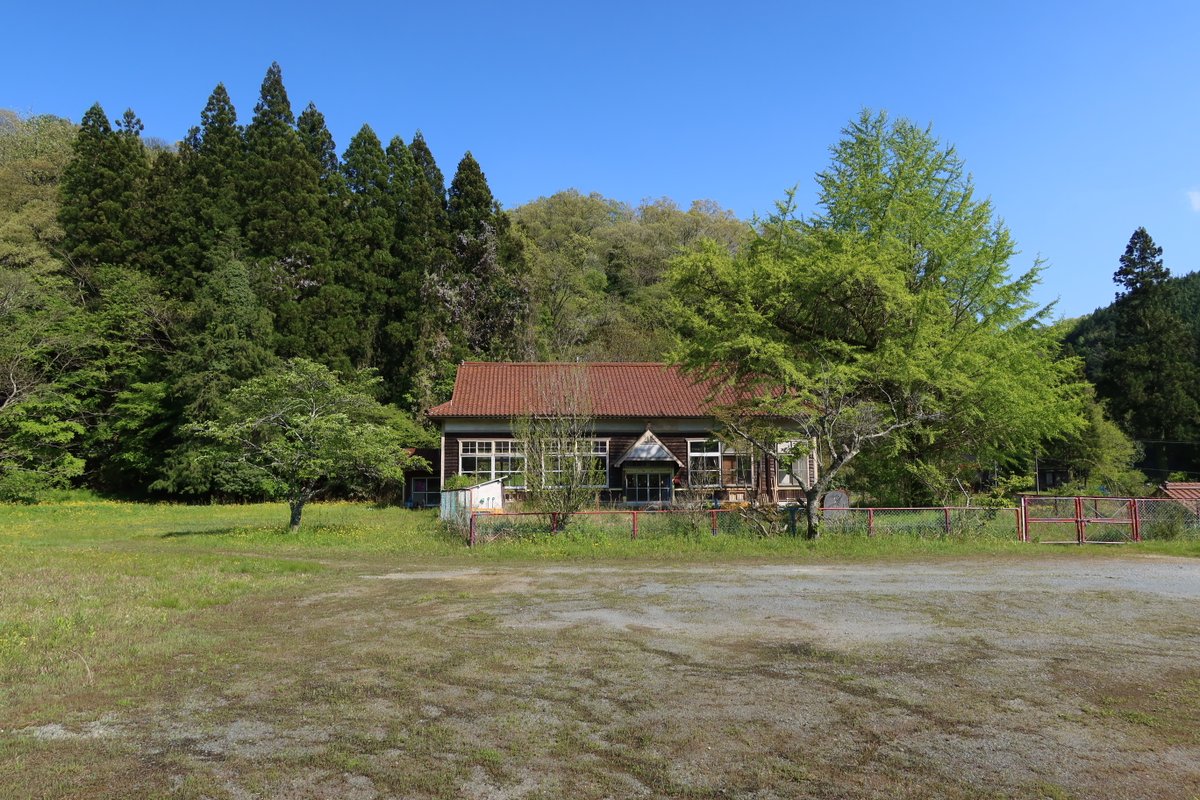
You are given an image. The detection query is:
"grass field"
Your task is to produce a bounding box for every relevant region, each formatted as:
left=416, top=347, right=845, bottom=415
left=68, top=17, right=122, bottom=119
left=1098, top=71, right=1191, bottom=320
left=3, top=500, right=1200, bottom=798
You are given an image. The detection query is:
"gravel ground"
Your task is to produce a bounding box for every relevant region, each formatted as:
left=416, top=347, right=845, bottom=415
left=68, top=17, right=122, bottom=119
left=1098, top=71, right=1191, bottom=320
left=8, top=555, right=1200, bottom=799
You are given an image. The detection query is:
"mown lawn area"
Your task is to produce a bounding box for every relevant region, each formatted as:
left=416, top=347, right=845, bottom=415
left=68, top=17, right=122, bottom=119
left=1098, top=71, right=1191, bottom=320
left=3, top=500, right=1200, bottom=799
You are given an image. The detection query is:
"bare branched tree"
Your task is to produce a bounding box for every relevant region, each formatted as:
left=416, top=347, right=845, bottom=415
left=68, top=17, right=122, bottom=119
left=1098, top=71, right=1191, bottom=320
left=512, top=366, right=604, bottom=528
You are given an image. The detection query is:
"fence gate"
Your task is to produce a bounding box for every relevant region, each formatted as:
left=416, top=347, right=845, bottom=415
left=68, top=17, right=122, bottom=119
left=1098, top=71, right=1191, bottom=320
left=1020, top=496, right=1140, bottom=544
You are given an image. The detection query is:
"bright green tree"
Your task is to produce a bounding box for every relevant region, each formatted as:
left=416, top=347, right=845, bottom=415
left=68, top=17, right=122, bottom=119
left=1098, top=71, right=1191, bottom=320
left=189, top=358, right=426, bottom=530
left=670, top=111, right=1085, bottom=535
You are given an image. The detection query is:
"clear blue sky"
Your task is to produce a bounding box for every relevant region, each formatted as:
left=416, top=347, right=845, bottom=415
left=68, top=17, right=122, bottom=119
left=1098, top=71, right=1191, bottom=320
left=5, top=0, right=1197, bottom=318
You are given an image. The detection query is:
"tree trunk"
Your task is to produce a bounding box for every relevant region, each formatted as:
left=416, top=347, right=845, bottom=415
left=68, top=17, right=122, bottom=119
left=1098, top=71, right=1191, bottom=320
left=804, top=487, right=821, bottom=539
left=289, top=499, right=305, bottom=532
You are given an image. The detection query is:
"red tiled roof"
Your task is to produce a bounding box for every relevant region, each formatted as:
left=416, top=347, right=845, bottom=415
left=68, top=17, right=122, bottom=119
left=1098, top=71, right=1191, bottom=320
left=427, top=362, right=740, bottom=419
left=1158, top=482, right=1200, bottom=502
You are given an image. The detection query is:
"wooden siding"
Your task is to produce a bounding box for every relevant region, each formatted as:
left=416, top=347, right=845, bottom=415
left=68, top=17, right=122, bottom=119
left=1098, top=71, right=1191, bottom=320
left=441, top=427, right=820, bottom=503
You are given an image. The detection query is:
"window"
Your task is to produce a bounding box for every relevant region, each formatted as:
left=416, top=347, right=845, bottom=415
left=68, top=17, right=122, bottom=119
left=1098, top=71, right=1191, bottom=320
left=775, top=442, right=809, bottom=487
left=458, top=440, right=525, bottom=487
left=457, top=439, right=608, bottom=489
left=625, top=470, right=673, bottom=504
left=687, top=440, right=721, bottom=487
left=688, top=440, right=752, bottom=488
left=541, top=439, right=608, bottom=488
left=409, top=478, right=440, bottom=509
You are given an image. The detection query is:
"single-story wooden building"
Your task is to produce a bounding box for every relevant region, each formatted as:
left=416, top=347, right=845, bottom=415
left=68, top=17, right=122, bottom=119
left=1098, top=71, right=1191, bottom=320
left=425, top=361, right=817, bottom=507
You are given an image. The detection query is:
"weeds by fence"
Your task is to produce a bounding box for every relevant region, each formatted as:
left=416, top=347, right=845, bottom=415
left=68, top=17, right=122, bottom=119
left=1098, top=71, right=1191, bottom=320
left=464, top=506, right=1021, bottom=546
left=462, top=497, right=1200, bottom=546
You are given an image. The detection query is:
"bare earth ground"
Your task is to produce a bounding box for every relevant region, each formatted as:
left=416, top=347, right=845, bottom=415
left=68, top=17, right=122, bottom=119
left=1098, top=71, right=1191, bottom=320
left=6, top=555, right=1200, bottom=799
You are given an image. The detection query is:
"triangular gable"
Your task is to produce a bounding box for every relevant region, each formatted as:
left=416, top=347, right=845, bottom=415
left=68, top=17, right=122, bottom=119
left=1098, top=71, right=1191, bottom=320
left=614, top=429, right=683, bottom=467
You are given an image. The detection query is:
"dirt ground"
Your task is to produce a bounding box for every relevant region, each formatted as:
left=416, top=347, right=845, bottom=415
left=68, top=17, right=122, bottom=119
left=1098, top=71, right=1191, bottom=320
left=8, top=555, right=1200, bottom=799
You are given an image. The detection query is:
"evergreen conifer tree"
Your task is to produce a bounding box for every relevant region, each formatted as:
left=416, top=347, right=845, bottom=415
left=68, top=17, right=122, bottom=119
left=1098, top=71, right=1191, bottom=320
left=157, top=237, right=280, bottom=494
left=240, top=63, right=331, bottom=358
left=59, top=104, right=149, bottom=272
left=186, top=84, right=244, bottom=256
left=1100, top=227, right=1200, bottom=478
left=447, top=151, right=498, bottom=236
left=335, top=125, right=394, bottom=365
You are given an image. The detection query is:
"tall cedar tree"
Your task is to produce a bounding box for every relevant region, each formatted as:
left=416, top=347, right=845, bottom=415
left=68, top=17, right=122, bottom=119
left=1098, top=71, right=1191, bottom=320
left=1100, top=228, right=1200, bottom=477
left=59, top=105, right=149, bottom=274
left=412, top=152, right=531, bottom=409
left=137, top=149, right=194, bottom=294
left=157, top=237, right=280, bottom=495
left=240, top=63, right=331, bottom=358
left=397, top=133, right=457, bottom=409
left=166, top=84, right=245, bottom=296
left=335, top=124, right=395, bottom=370
left=377, top=136, right=428, bottom=402
left=293, top=102, right=369, bottom=372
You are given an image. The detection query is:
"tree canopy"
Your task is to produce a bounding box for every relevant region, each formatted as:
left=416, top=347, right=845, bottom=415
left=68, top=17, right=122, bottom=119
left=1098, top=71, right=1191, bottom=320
left=670, top=111, right=1088, bottom=532
left=189, top=359, right=427, bottom=529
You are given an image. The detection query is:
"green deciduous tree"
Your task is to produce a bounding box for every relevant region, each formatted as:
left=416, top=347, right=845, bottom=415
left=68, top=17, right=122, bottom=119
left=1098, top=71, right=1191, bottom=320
left=189, top=359, right=426, bottom=530
left=670, top=111, right=1085, bottom=535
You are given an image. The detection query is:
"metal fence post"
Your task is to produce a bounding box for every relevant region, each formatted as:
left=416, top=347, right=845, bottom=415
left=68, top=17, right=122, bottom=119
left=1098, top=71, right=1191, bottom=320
left=943, top=507, right=952, bottom=536
left=710, top=509, right=719, bottom=537
left=1074, top=496, right=1085, bottom=545
left=631, top=510, right=638, bottom=540
left=867, top=508, right=875, bottom=537
left=1016, top=506, right=1024, bottom=543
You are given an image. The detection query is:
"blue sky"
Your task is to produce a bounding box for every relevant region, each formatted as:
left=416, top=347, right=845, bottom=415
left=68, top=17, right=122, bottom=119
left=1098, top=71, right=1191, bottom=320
left=4, top=0, right=1197, bottom=318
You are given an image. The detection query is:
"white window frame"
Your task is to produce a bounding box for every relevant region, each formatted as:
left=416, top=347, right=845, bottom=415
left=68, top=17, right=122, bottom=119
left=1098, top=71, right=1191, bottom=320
left=458, top=438, right=609, bottom=490
left=686, top=439, right=722, bottom=488
left=459, top=439, right=526, bottom=488
left=541, top=438, right=609, bottom=489
left=686, top=439, right=753, bottom=489
left=774, top=441, right=812, bottom=488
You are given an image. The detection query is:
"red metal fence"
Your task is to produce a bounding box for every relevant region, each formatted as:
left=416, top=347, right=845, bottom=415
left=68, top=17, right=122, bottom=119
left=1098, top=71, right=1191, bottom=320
left=459, top=497, right=1200, bottom=546
left=1019, top=496, right=1200, bottom=543
left=463, top=505, right=1021, bottom=546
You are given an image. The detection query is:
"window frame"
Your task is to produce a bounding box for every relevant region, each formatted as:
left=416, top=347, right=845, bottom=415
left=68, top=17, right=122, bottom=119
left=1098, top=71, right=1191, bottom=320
left=457, top=438, right=609, bottom=490
left=686, top=439, right=753, bottom=489
left=774, top=441, right=810, bottom=488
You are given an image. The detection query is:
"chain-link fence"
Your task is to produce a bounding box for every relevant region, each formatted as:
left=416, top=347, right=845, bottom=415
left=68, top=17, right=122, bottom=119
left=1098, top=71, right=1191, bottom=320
left=1020, top=496, right=1200, bottom=543
left=1135, top=498, right=1200, bottom=541
left=465, top=505, right=1020, bottom=545
left=820, top=507, right=1021, bottom=539
left=463, top=497, right=1200, bottom=546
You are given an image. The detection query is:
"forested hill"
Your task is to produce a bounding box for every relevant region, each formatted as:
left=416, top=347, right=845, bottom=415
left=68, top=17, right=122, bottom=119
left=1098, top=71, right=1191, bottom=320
left=1064, top=267, right=1200, bottom=480
left=0, top=63, right=746, bottom=499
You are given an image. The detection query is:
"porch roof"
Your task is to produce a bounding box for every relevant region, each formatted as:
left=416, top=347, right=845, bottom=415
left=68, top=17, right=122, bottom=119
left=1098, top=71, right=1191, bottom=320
left=613, top=429, right=684, bottom=467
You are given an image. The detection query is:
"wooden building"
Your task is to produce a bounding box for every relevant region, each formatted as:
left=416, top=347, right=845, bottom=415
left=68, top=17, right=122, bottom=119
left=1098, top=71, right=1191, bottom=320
left=426, top=362, right=818, bottom=507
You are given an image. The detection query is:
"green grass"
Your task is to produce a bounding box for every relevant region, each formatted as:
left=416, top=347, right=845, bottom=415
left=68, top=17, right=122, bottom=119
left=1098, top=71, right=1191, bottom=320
left=2, top=497, right=1196, bottom=701
left=3, top=498, right=1198, bottom=799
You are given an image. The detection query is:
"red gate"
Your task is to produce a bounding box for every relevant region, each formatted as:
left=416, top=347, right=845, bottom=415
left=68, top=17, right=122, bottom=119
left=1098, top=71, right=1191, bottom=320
left=1019, top=496, right=1140, bottom=544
